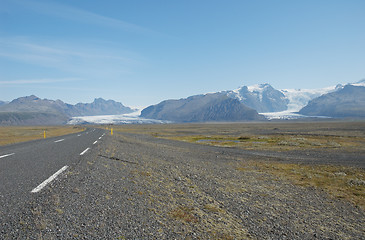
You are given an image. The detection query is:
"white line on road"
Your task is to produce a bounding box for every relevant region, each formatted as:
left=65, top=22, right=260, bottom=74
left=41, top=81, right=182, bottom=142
left=31, top=166, right=69, bottom=193
left=77, top=134, right=81, bottom=137
left=54, top=139, right=65, bottom=143
left=98, top=137, right=102, bottom=140
left=93, top=141, right=97, bottom=145
left=80, top=147, right=90, bottom=155
left=0, top=153, right=15, bottom=159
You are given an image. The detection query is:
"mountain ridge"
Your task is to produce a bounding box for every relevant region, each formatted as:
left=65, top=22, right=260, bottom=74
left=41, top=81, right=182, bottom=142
left=226, top=83, right=289, bottom=112
left=0, top=96, right=134, bottom=125
left=299, top=85, right=365, bottom=118
left=140, top=92, right=264, bottom=122
left=1, top=79, right=364, bottom=125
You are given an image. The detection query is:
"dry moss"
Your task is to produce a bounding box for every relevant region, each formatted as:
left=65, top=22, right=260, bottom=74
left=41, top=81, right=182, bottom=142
left=239, top=162, right=365, bottom=210
left=108, top=122, right=365, bottom=151
left=169, top=206, right=199, bottom=223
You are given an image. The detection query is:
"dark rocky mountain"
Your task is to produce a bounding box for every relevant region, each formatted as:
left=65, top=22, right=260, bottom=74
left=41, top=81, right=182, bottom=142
left=74, top=98, right=133, bottom=116
left=299, top=85, right=365, bottom=118
left=140, top=93, right=264, bottom=122
left=0, top=96, right=134, bottom=125
left=226, top=83, right=289, bottom=113
left=0, top=95, right=74, bottom=114
left=0, top=112, right=69, bottom=125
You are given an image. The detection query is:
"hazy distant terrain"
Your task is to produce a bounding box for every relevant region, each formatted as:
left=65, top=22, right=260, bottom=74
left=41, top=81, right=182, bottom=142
left=299, top=85, right=365, bottom=118
left=0, top=96, right=133, bottom=125
left=140, top=80, right=365, bottom=122
left=140, top=93, right=264, bottom=122
left=1, top=80, right=365, bottom=125
left=226, top=83, right=289, bottom=112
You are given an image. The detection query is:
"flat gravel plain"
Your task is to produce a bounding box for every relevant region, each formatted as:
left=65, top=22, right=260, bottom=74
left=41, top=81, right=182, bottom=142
left=1, top=130, right=364, bottom=239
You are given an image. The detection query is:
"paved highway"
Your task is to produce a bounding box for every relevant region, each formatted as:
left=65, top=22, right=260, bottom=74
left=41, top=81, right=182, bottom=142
left=0, top=128, right=106, bottom=211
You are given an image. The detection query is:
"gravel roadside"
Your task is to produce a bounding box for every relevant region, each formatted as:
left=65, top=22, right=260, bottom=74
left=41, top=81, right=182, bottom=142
left=2, top=131, right=364, bottom=239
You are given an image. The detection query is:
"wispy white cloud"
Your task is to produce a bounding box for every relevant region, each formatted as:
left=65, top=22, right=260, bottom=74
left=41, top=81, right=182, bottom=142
left=12, top=0, right=158, bottom=35
left=0, top=37, right=141, bottom=77
left=0, top=78, right=82, bottom=85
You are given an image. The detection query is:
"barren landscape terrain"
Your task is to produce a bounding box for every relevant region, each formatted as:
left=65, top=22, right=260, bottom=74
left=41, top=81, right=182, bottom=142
left=0, top=126, right=84, bottom=146
left=1, top=121, right=364, bottom=239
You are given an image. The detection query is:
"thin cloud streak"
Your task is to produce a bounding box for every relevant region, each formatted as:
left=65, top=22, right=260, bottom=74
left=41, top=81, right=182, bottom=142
left=0, top=37, right=140, bottom=77
left=0, top=78, right=82, bottom=85
left=0, top=38, right=137, bottom=63
left=13, top=0, right=159, bottom=36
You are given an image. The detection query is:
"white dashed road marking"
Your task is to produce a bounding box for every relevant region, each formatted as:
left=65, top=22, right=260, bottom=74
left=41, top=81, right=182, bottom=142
left=31, top=166, right=69, bottom=193
left=0, top=153, right=15, bottom=159
left=54, top=139, right=65, bottom=143
left=80, top=148, right=90, bottom=155
left=93, top=141, right=97, bottom=145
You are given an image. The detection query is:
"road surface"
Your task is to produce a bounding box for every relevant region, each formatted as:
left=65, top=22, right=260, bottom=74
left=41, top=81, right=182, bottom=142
left=0, top=128, right=105, bottom=214
left=0, top=128, right=364, bottom=239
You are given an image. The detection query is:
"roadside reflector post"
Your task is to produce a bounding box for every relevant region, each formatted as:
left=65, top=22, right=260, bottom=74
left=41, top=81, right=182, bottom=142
left=44, top=130, right=46, bottom=139
left=111, top=128, right=113, bottom=135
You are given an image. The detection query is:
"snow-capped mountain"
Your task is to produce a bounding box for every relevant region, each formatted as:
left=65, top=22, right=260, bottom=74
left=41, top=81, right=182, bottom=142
left=351, top=79, right=365, bottom=87
left=140, top=92, right=264, bottom=122
left=227, top=83, right=345, bottom=113
left=280, top=79, right=364, bottom=113
left=227, top=83, right=289, bottom=113
left=0, top=96, right=135, bottom=125
left=299, top=84, right=365, bottom=118
left=223, top=80, right=365, bottom=119
left=280, top=85, right=343, bottom=112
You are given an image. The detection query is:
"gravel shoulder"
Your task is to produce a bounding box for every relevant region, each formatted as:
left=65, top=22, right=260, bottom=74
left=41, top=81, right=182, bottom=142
left=2, top=130, right=364, bottom=239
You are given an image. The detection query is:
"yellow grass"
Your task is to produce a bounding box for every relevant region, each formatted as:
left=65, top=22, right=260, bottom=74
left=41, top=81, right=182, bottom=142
left=238, top=162, right=365, bottom=210
left=108, top=122, right=365, bottom=209
left=0, top=126, right=85, bottom=146
left=108, top=122, right=365, bottom=152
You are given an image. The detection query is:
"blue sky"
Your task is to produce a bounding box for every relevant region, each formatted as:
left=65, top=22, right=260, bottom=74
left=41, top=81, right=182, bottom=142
left=1, top=0, right=364, bottom=107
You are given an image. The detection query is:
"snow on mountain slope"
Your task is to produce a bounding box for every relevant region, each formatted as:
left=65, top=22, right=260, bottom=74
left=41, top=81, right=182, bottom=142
left=228, top=83, right=288, bottom=113
left=352, top=79, right=365, bottom=87
left=67, top=112, right=169, bottom=125
left=280, top=85, right=343, bottom=112
left=227, top=83, right=349, bottom=119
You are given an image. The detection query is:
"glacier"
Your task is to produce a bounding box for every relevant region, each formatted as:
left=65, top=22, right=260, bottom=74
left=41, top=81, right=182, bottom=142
left=67, top=110, right=170, bottom=125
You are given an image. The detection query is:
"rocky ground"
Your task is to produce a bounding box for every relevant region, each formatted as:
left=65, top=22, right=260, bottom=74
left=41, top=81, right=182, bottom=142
left=2, top=129, right=364, bottom=239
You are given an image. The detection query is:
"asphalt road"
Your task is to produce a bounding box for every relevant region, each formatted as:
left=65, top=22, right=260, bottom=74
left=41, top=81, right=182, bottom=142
left=0, top=129, right=364, bottom=239
left=0, top=128, right=105, bottom=212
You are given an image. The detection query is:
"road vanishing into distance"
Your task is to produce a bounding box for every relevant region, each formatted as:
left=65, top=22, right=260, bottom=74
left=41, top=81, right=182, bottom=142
left=0, top=128, right=105, bottom=214
left=0, top=125, right=364, bottom=239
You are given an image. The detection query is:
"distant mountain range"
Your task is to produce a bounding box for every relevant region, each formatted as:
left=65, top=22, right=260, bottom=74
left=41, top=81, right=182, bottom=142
left=0, top=96, right=133, bottom=125
left=226, top=83, right=289, bottom=112
left=140, top=80, right=365, bottom=122
left=227, top=83, right=345, bottom=113
left=140, top=93, right=265, bottom=122
left=1, top=80, right=364, bottom=125
left=299, top=85, right=365, bottom=118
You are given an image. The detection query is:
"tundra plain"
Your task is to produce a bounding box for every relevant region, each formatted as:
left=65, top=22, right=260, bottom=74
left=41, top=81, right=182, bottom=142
left=1, top=121, right=364, bottom=239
